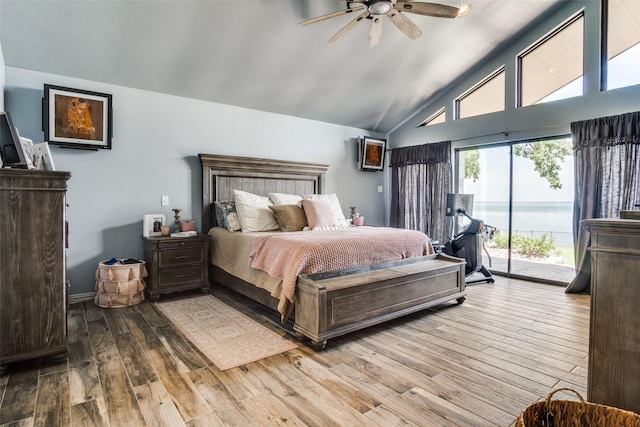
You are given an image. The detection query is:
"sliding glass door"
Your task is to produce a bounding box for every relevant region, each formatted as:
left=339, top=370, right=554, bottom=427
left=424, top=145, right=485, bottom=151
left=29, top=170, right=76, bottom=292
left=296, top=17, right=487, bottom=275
left=456, top=137, right=576, bottom=284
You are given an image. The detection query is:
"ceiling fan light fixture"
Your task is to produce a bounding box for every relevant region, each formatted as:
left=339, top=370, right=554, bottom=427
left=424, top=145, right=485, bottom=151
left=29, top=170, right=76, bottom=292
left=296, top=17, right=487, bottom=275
left=458, top=3, right=471, bottom=17
left=368, top=0, right=393, bottom=15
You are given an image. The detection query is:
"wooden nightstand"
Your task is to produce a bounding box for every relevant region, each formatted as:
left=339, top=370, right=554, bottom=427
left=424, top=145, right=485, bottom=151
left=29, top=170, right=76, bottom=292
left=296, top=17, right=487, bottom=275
left=142, top=234, right=210, bottom=300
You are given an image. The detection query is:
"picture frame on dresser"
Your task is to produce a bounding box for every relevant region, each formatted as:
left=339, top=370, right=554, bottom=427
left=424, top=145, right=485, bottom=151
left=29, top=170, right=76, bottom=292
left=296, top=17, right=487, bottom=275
left=43, top=84, right=113, bottom=150
left=143, top=214, right=166, bottom=237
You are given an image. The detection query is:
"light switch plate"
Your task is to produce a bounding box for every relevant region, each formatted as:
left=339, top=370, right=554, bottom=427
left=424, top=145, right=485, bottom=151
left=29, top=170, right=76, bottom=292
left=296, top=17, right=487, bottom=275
left=161, top=195, right=169, bottom=206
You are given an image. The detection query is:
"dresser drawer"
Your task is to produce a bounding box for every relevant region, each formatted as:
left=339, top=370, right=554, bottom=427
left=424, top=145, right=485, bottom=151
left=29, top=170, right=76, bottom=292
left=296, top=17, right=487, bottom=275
left=158, top=266, right=205, bottom=287
left=158, top=247, right=204, bottom=267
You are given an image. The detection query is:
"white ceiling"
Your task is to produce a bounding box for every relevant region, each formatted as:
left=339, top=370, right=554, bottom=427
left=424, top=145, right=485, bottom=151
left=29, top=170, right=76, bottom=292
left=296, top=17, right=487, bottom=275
left=0, top=0, right=563, bottom=133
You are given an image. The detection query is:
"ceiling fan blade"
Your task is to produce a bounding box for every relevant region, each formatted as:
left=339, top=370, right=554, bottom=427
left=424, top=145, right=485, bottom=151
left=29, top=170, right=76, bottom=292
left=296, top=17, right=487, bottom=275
left=369, top=15, right=383, bottom=47
left=395, top=1, right=460, bottom=18
left=299, top=5, right=365, bottom=26
left=328, top=10, right=370, bottom=44
left=385, top=10, right=422, bottom=39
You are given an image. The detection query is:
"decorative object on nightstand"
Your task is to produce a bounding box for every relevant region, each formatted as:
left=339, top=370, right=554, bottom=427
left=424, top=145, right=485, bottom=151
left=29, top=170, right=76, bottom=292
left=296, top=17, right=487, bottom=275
left=142, top=234, right=210, bottom=300
left=181, top=220, right=196, bottom=232
left=1, top=169, right=71, bottom=370
left=352, top=214, right=364, bottom=226
left=172, top=208, right=182, bottom=231
left=143, top=213, right=166, bottom=237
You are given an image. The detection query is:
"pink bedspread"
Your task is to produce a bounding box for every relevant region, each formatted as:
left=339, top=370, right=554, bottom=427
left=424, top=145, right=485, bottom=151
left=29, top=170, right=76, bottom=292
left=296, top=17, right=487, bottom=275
left=249, top=226, right=434, bottom=303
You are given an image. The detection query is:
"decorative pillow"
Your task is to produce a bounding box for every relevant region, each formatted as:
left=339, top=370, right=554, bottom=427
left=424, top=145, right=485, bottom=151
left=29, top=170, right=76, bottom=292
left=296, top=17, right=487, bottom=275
left=233, top=189, right=279, bottom=232
left=303, top=193, right=348, bottom=226
left=301, top=199, right=340, bottom=229
left=268, top=192, right=303, bottom=206
left=269, top=204, right=308, bottom=232
left=213, top=201, right=241, bottom=232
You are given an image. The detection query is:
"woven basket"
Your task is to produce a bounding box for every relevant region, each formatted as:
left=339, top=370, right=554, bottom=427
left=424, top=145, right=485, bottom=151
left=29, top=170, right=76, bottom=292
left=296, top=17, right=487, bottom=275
left=516, top=388, right=640, bottom=427
left=94, top=260, right=147, bottom=308
left=96, top=260, right=147, bottom=281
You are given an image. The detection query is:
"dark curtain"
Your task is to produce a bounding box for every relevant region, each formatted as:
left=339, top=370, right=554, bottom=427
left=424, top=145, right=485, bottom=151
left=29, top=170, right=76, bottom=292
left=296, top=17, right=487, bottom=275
left=389, top=141, right=452, bottom=243
left=566, top=111, right=640, bottom=293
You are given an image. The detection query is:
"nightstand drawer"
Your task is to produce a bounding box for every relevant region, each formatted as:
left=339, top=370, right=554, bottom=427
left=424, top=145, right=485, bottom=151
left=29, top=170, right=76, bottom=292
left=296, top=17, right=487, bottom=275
left=158, top=239, right=202, bottom=249
left=158, top=266, right=205, bottom=287
left=158, top=247, right=204, bottom=267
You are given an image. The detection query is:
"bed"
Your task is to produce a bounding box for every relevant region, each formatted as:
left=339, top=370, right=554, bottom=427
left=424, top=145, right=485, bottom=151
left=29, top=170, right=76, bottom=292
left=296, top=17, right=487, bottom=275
left=200, top=153, right=466, bottom=348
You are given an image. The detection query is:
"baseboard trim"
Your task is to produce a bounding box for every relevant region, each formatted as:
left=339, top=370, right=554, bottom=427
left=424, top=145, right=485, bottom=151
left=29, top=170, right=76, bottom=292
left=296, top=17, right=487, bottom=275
left=69, top=292, right=96, bottom=305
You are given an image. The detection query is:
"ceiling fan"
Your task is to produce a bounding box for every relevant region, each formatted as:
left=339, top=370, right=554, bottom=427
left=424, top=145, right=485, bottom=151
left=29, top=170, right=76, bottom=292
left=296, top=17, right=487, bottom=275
left=300, top=1, right=471, bottom=47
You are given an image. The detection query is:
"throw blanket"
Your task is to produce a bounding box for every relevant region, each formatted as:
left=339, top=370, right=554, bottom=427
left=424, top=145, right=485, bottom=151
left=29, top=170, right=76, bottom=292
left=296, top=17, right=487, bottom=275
left=249, top=226, right=434, bottom=303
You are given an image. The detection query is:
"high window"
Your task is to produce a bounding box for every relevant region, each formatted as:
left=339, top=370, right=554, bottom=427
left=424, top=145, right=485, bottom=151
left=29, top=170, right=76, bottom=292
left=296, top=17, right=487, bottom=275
left=418, top=108, right=446, bottom=127
left=606, top=0, right=640, bottom=90
left=518, top=13, right=584, bottom=107
left=455, top=68, right=505, bottom=119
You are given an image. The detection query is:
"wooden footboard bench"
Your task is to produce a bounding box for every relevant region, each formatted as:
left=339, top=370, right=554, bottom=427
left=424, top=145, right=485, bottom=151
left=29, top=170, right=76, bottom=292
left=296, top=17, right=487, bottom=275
left=294, top=253, right=466, bottom=348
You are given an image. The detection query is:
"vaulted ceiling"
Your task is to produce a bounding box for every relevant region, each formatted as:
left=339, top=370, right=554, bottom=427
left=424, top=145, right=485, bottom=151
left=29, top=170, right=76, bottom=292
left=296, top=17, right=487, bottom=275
left=0, top=0, right=563, bottom=133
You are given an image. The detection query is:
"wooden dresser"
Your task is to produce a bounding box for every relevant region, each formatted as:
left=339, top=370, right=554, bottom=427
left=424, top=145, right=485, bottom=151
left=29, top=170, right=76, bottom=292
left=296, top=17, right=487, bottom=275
left=143, top=234, right=210, bottom=300
left=0, top=169, right=71, bottom=369
left=583, top=218, right=640, bottom=414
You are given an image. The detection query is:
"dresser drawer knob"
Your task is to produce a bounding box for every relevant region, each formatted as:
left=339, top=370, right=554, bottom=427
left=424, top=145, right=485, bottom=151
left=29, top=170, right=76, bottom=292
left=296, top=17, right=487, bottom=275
left=173, top=255, right=191, bottom=260
left=175, top=274, right=192, bottom=279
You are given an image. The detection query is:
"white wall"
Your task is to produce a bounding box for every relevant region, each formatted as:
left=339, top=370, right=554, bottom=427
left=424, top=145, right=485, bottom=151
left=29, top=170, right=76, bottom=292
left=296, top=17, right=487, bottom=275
left=5, top=67, right=386, bottom=297
left=389, top=1, right=640, bottom=150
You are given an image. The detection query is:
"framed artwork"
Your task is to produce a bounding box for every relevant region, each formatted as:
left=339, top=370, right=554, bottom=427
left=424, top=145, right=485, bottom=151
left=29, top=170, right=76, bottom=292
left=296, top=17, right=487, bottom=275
left=358, top=136, right=386, bottom=171
left=143, top=214, right=166, bottom=237
left=43, top=84, right=113, bottom=150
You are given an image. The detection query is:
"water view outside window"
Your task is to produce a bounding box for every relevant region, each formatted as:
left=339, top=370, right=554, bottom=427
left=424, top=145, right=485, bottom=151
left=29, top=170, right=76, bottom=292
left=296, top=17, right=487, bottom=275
left=457, top=138, right=576, bottom=284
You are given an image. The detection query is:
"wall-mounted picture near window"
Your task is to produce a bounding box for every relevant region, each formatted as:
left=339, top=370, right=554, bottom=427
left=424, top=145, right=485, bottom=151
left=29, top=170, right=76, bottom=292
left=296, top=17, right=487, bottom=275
left=358, top=136, right=386, bottom=171
left=43, top=84, right=113, bottom=150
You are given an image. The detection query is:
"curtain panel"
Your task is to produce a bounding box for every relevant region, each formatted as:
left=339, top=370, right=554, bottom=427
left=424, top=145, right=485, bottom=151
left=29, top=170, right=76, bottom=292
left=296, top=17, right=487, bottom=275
left=390, top=141, right=452, bottom=243
left=566, top=111, right=640, bottom=294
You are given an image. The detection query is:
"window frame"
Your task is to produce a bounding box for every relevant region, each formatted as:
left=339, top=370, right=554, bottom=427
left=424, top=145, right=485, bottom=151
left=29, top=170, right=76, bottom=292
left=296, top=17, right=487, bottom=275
left=417, top=107, right=446, bottom=127
left=454, top=66, right=506, bottom=120
left=516, top=11, right=585, bottom=108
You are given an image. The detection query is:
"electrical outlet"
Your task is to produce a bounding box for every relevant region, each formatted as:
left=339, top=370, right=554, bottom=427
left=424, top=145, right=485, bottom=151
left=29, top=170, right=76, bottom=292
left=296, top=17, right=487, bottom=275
left=161, top=195, right=169, bottom=206
left=377, top=186, right=383, bottom=193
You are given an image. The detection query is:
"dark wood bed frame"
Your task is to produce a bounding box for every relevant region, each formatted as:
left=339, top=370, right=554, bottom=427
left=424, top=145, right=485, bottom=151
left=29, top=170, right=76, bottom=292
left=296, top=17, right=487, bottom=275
left=199, top=153, right=467, bottom=348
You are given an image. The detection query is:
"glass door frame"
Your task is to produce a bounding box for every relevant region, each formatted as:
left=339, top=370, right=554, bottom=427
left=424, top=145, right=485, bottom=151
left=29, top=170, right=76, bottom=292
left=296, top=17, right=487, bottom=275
left=453, top=135, right=573, bottom=286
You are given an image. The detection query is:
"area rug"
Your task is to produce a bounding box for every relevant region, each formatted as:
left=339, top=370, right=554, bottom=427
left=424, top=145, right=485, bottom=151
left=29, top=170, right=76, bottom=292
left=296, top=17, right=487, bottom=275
left=155, top=295, right=299, bottom=370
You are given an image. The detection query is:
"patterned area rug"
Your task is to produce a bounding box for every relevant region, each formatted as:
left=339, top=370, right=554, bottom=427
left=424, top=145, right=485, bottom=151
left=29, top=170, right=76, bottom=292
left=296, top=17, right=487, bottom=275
left=155, top=295, right=299, bottom=370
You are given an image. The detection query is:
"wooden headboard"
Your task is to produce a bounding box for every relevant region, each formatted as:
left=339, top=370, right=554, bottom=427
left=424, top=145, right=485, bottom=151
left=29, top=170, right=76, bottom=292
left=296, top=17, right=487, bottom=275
left=199, top=154, right=329, bottom=232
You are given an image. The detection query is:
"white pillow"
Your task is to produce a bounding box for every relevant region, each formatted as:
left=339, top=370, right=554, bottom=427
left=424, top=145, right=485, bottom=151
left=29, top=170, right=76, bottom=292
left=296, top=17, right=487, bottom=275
left=303, top=193, right=348, bottom=227
left=268, top=192, right=302, bottom=206
left=233, top=189, right=279, bottom=232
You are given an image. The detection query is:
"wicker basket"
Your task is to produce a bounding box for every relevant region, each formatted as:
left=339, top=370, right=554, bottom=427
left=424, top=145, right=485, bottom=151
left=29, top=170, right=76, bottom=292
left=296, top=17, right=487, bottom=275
left=94, top=260, right=147, bottom=308
left=516, top=388, right=640, bottom=427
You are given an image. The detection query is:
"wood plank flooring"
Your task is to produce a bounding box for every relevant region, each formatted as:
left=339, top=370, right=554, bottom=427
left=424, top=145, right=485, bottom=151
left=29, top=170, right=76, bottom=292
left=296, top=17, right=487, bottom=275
left=0, top=278, right=590, bottom=426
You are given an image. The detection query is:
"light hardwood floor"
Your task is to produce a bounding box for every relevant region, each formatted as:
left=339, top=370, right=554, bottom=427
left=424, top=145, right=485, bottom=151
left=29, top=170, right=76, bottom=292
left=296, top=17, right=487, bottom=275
left=0, top=277, right=590, bottom=426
